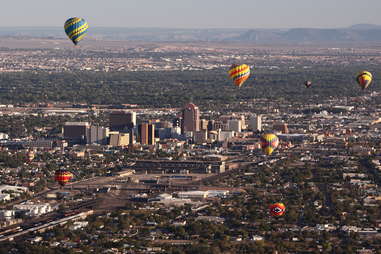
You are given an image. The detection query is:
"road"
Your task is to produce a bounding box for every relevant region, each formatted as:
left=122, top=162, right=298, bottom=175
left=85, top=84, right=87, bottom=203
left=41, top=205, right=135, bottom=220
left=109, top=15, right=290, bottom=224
left=0, top=199, right=97, bottom=241
left=0, top=210, right=94, bottom=242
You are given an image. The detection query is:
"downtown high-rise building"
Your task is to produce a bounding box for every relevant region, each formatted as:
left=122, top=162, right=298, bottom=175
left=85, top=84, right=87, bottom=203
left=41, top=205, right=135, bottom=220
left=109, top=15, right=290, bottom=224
left=249, top=114, right=262, bottom=132
left=227, top=119, right=242, bottom=132
left=88, top=126, right=109, bottom=145
left=109, top=111, right=136, bottom=132
left=63, top=122, right=90, bottom=145
left=181, top=103, right=200, bottom=133
left=63, top=122, right=108, bottom=145
left=273, top=122, right=289, bottom=134
left=200, top=119, right=209, bottom=131
left=110, top=111, right=136, bottom=144
left=138, top=123, right=155, bottom=145
left=109, top=132, right=130, bottom=147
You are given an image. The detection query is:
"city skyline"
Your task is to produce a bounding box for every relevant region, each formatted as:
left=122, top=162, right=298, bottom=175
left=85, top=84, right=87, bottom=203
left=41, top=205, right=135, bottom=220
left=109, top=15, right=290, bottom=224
left=0, top=2, right=380, bottom=249
left=0, top=42, right=381, bottom=251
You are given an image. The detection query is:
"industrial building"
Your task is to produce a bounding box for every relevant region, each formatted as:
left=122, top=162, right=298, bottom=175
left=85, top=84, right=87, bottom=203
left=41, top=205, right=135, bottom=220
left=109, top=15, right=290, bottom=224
left=130, top=159, right=225, bottom=174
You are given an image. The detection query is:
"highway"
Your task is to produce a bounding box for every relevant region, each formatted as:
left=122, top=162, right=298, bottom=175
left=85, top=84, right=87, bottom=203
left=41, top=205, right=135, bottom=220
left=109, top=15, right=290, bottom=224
left=0, top=210, right=94, bottom=242
left=0, top=199, right=97, bottom=241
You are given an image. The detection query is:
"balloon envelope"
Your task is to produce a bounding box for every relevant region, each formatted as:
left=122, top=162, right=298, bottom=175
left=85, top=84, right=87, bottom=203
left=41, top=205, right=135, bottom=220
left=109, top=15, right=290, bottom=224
left=356, top=71, right=372, bottom=89
left=64, top=17, right=89, bottom=45
left=55, top=170, right=73, bottom=186
left=270, top=203, right=286, bottom=217
left=228, top=64, right=250, bottom=87
left=260, top=133, right=279, bottom=155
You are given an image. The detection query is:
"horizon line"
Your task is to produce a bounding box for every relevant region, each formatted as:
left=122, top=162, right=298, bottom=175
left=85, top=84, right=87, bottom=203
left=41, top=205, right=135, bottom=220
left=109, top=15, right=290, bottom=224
left=0, top=24, right=379, bottom=30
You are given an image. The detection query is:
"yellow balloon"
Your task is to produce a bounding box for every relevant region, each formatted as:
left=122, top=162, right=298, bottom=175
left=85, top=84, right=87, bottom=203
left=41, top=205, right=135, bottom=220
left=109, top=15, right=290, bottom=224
left=356, top=71, right=372, bottom=89
left=260, top=133, right=279, bottom=155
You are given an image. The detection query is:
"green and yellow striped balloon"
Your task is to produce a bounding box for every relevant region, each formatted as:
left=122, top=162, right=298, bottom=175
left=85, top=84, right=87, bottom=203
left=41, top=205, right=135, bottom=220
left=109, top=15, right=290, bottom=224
left=64, top=17, right=89, bottom=45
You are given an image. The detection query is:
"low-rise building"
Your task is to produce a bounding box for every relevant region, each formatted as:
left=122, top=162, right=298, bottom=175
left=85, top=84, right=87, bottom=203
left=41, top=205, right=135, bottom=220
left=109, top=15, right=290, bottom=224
left=13, top=203, right=53, bottom=217
left=131, top=159, right=225, bottom=174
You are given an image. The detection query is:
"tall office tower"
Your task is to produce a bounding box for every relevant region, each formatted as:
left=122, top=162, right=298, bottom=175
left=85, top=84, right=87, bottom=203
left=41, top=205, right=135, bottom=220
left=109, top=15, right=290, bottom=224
left=248, top=114, right=262, bottom=131
left=213, top=120, right=224, bottom=131
left=109, top=111, right=136, bottom=132
left=181, top=103, right=200, bottom=133
left=87, top=126, right=109, bottom=145
left=173, top=118, right=182, bottom=128
left=207, top=120, right=215, bottom=131
left=273, top=122, right=289, bottom=134
left=109, top=132, right=130, bottom=147
left=148, top=124, right=155, bottom=145
left=157, top=120, right=173, bottom=129
left=138, top=123, right=148, bottom=145
left=138, top=123, right=155, bottom=145
left=63, top=122, right=90, bottom=145
left=194, top=130, right=208, bottom=144
left=240, top=115, right=246, bottom=130
left=200, top=119, right=209, bottom=131
left=227, top=119, right=242, bottom=132
left=128, top=128, right=135, bottom=145
left=148, top=119, right=160, bottom=124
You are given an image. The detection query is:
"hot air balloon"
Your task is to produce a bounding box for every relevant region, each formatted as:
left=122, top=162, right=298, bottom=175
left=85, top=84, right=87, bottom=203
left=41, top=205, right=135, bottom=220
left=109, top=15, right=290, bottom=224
left=304, top=81, right=312, bottom=88
left=64, top=17, right=89, bottom=45
left=26, top=150, right=35, bottom=163
left=356, top=71, right=372, bottom=89
left=55, top=170, right=73, bottom=186
left=269, top=203, right=286, bottom=217
left=228, top=64, right=250, bottom=87
left=260, top=133, right=279, bottom=156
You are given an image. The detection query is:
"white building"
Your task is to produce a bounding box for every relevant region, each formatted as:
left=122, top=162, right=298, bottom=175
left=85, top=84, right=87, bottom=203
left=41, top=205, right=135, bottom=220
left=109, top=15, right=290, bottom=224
left=177, top=191, right=208, bottom=199
left=194, top=131, right=208, bottom=144
left=157, top=193, right=172, bottom=200
left=227, top=119, right=242, bottom=132
left=171, top=126, right=182, bottom=138
left=0, top=210, right=15, bottom=220
left=0, top=185, right=28, bottom=202
left=196, top=216, right=225, bottom=224
left=0, top=133, right=9, bottom=140
left=251, top=235, right=264, bottom=241
left=249, top=114, right=262, bottom=131
left=0, top=194, right=11, bottom=202
left=153, top=197, right=193, bottom=207
left=218, top=131, right=235, bottom=142
left=0, top=185, right=28, bottom=194
left=14, top=203, right=53, bottom=217
left=207, top=190, right=229, bottom=198
left=70, top=221, right=89, bottom=230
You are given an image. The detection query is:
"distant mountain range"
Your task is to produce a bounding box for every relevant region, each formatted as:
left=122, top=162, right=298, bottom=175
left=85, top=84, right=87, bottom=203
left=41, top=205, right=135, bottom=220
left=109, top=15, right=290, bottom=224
left=233, top=24, right=381, bottom=44
left=0, top=24, right=381, bottom=44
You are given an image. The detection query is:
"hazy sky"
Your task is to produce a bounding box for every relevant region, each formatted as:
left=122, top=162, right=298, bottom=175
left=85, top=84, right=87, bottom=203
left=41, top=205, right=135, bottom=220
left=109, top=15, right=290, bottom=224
left=2, top=0, right=381, bottom=29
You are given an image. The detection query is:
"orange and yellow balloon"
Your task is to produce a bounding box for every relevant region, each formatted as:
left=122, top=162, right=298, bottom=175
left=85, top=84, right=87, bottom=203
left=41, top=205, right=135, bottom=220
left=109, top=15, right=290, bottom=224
left=260, top=133, right=279, bottom=155
left=228, top=64, right=250, bottom=87
left=356, top=71, right=372, bottom=89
